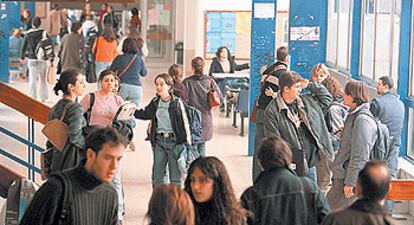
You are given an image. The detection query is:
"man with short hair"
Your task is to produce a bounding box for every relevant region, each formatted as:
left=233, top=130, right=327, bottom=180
left=252, top=46, right=289, bottom=181
left=264, top=71, right=334, bottom=182
left=20, top=127, right=128, bottom=225
left=241, top=135, right=330, bottom=225
left=47, top=3, right=63, bottom=46
left=322, top=161, right=398, bottom=225
left=20, top=16, right=48, bottom=102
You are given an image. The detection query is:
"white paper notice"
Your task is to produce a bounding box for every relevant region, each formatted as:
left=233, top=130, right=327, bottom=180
left=290, top=26, right=320, bottom=41
left=254, top=3, right=275, bottom=19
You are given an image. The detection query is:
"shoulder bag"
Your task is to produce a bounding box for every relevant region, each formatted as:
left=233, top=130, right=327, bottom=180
left=116, top=54, right=137, bottom=78
left=208, top=78, right=221, bottom=108
left=41, top=102, right=74, bottom=151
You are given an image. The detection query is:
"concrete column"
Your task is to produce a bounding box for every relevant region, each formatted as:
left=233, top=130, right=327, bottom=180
left=182, top=0, right=198, bottom=75
left=248, top=0, right=277, bottom=156
left=289, top=0, right=328, bottom=79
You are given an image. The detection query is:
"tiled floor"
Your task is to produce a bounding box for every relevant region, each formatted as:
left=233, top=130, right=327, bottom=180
left=0, top=69, right=252, bottom=224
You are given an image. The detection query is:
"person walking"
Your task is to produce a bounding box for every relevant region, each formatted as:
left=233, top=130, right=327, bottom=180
left=60, top=22, right=85, bottom=72
left=20, top=17, right=48, bottom=102
left=183, top=57, right=222, bottom=157
left=93, top=25, right=117, bottom=79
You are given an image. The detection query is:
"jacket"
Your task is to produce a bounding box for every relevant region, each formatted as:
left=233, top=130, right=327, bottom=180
left=332, top=103, right=377, bottom=187
left=241, top=168, right=331, bottom=225
left=46, top=99, right=86, bottom=174
left=321, top=198, right=398, bottom=225
left=257, top=61, right=287, bottom=110
left=110, top=53, right=147, bottom=86
left=183, top=75, right=222, bottom=142
left=324, top=100, right=348, bottom=151
left=60, top=32, right=85, bottom=71
left=370, top=92, right=405, bottom=146
left=264, top=82, right=334, bottom=170
left=208, top=56, right=249, bottom=75
left=134, top=95, right=191, bottom=147
left=47, top=9, right=63, bottom=36
left=20, top=28, right=44, bottom=59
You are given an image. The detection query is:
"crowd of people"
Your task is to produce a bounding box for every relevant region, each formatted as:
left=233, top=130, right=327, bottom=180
left=9, top=3, right=407, bottom=225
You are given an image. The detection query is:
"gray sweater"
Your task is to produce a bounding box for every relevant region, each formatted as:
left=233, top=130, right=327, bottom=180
left=332, top=103, right=377, bottom=187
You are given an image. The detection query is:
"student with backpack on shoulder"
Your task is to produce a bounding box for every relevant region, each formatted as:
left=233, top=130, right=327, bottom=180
left=20, top=16, right=50, bottom=102
left=327, top=81, right=386, bottom=211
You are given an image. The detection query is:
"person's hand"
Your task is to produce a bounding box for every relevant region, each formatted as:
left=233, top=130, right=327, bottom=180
left=343, top=185, right=354, bottom=198
left=300, top=79, right=309, bottom=89
left=335, top=127, right=344, bottom=138
left=19, top=58, right=25, bottom=65
left=260, top=65, right=267, bottom=75
left=265, top=87, right=274, bottom=97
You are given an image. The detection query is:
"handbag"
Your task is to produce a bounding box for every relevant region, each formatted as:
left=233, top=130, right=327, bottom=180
left=41, top=102, right=73, bottom=151
left=47, top=66, right=57, bottom=85
left=208, top=78, right=221, bottom=108
left=115, top=54, right=137, bottom=78
left=250, top=74, right=270, bottom=123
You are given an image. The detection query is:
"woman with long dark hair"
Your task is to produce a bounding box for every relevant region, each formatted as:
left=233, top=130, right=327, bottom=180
left=134, top=73, right=191, bottom=188
left=183, top=57, right=222, bottom=156
left=184, top=156, right=248, bottom=225
left=146, top=184, right=194, bottom=225
left=44, top=69, right=87, bottom=178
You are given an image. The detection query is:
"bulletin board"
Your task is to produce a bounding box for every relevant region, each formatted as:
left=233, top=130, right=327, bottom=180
left=204, top=10, right=252, bottom=60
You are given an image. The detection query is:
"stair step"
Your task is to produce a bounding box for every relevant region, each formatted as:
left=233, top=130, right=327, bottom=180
left=394, top=200, right=409, bottom=214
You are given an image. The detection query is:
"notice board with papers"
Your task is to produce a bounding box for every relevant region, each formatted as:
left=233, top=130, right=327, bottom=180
left=204, top=10, right=252, bottom=60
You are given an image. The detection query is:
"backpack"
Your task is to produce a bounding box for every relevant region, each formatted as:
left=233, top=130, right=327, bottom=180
left=185, top=104, right=202, bottom=143
left=52, top=172, right=73, bottom=225
left=356, top=111, right=391, bottom=162
left=35, top=31, right=55, bottom=61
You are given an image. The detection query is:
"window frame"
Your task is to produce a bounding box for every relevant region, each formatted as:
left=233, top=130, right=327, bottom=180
left=326, top=0, right=354, bottom=72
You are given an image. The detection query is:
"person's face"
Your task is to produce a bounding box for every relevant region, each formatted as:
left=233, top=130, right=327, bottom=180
left=190, top=167, right=214, bottom=203
left=175, top=67, right=183, bottom=81
left=100, top=74, right=116, bottom=93
left=107, top=7, right=113, bottom=13
left=101, top=4, right=107, bottom=11
left=69, top=74, right=86, bottom=97
left=155, top=77, right=171, bottom=97
left=23, top=11, right=30, bottom=19
left=12, top=29, right=21, bottom=37
left=87, top=143, right=125, bottom=183
left=283, top=82, right=302, bottom=102
left=343, top=92, right=356, bottom=109
left=376, top=79, right=388, bottom=95
left=85, top=4, right=91, bottom=11
left=312, top=69, right=328, bottom=83
left=219, top=48, right=228, bottom=59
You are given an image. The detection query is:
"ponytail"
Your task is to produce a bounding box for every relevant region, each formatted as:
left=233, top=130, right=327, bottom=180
left=191, top=57, right=205, bottom=77
left=54, top=69, right=81, bottom=96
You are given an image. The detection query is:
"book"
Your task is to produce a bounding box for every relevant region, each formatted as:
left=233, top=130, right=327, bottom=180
left=113, top=101, right=137, bottom=121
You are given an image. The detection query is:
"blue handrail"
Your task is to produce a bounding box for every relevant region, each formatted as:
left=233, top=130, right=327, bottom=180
left=0, top=127, right=44, bottom=153
left=0, top=148, right=41, bottom=173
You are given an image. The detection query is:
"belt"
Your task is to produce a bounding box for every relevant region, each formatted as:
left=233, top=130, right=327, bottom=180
left=157, top=132, right=175, bottom=138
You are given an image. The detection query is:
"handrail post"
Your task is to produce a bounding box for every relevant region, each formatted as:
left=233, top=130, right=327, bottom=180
left=27, top=118, right=36, bottom=181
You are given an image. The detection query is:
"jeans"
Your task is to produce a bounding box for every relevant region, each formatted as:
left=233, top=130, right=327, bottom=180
left=112, top=165, right=124, bottom=220
left=27, top=59, right=48, bottom=101
left=152, top=135, right=186, bottom=188
left=192, top=142, right=206, bottom=157
left=385, top=144, right=400, bottom=212
left=95, top=62, right=111, bottom=81
left=253, top=108, right=265, bottom=182
left=119, top=83, right=143, bottom=107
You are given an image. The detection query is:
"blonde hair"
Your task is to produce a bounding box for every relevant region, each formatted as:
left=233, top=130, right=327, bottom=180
left=311, top=63, right=330, bottom=78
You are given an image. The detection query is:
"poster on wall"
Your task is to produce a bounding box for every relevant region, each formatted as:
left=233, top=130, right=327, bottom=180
left=205, top=11, right=251, bottom=59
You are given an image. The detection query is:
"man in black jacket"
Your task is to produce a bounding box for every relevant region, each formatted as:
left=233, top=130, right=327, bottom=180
left=20, top=127, right=128, bottom=225
left=20, top=16, right=48, bottom=102
left=241, top=135, right=330, bottom=225
left=252, top=45, right=289, bottom=181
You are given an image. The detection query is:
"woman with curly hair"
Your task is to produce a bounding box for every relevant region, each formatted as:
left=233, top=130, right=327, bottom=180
left=184, top=156, right=248, bottom=225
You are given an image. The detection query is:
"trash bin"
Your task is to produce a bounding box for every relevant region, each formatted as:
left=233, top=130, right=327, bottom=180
left=175, top=42, right=183, bottom=65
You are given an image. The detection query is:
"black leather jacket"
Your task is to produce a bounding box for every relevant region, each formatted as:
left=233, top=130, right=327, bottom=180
left=241, top=168, right=331, bottom=225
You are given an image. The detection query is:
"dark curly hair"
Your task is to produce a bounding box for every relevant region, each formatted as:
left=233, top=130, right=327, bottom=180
left=215, top=46, right=232, bottom=60
left=184, top=157, right=248, bottom=225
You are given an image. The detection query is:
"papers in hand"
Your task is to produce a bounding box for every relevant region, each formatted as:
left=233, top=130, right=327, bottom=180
left=113, top=101, right=137, bottom=121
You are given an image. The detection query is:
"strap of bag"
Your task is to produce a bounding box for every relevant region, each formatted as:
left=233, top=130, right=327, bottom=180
left=86, top=93, right=96, bottom=124
left=208, top=77, right=214, bottom=91
left=54, top=172, right=73, bottom=225
left=117, top=54, right=137, bottom=78
left=59, top=102, right=75, bottom=121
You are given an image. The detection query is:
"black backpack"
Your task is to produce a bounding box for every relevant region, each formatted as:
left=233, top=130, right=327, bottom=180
left=35, top=31, right=55, bottom=61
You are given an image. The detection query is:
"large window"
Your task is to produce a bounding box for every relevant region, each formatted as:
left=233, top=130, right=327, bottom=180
left=360, top=0, right=401, bottom=86
left=327, top=0, right=353, bottom=70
